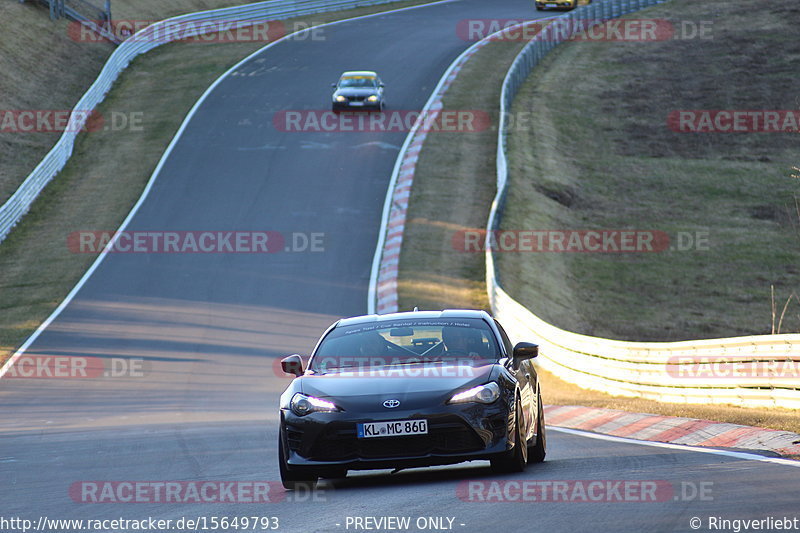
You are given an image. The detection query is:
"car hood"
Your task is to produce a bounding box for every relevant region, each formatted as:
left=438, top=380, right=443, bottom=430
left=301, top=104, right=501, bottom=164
left=333, top=87, right=379, bottom=97
left=299, top=363, right=497, bottom=411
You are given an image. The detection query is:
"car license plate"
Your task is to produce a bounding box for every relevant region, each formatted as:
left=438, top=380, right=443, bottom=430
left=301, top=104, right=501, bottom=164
left=546, top=3, right=558, bottom=6
left=349, top=101, right=364, bottom=107
left=357, top=419, right=428, bottom=438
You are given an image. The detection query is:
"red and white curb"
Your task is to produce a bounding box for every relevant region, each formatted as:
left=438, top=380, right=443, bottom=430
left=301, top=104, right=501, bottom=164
left=370, top=19, right=554, bottom=315
left=545, top=405, right=800, bottom=458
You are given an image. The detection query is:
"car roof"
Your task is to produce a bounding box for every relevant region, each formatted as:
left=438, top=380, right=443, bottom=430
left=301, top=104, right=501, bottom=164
left=339, top=71, right=378, bottom=78
left=336, top=309, right=493, bottom=327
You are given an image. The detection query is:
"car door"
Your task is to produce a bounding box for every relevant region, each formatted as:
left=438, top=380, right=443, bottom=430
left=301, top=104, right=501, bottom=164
left=494, top=320, right=536, bottom=439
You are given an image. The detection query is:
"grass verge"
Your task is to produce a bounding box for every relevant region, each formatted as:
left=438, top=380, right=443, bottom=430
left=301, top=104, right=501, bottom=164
left=397, top=3, right=800, bottom=434
left=0, top=0, right=442, bottom=366
left=500, top=0, right=800, bottom=341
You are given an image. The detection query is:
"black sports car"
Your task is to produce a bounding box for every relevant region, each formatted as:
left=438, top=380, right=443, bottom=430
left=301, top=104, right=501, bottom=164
left=278, top=310, right=546, bottom=489
left=331, top=70, right=385, bottom=112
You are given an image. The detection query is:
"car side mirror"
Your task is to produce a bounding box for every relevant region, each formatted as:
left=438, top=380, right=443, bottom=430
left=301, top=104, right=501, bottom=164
left=379, top=83, right=385, bottom=87
left=512, top=342, right=538, bottom=361
left=331, top=83, right=337, bottom=88
left=281, top=354, right=305, bottom=377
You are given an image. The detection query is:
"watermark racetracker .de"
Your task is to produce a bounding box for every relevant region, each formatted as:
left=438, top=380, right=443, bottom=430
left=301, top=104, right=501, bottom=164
left=68, top=19, right=325, bottom=43
left=273, top=110, right=490, bottom=133
left=0, top=110, right=143, bottom=133
left=457, top=18, right=714, bottom=42
left=457, top=479, right=714, bottom=502
left=3, top=355, right=147, bottom=379
left=668, top=110, right=800, bottom=133
left=273, top=356, right=490, bottom=379
left=451, top=229, right=710, bottom=253
left=69, top=480, right=326, bottom=503
left=68, top=231, right=326, bottom=254
left=666, top=356, right=800, bottom=380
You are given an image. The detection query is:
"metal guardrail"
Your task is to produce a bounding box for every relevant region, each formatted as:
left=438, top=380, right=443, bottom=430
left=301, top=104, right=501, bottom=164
left=488, top=0, right=800, bottom=409
left=0, top=0, right=409, bottom=244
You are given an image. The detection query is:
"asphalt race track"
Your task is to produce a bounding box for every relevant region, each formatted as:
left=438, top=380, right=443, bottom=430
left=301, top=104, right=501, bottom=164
left=1, top=1, right=798, bottom=532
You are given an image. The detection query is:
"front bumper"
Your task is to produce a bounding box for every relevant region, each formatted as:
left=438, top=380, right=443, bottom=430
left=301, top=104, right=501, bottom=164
left=281, top=403, right=511, bottom=471
left=332, top=100, right=381, bottom=111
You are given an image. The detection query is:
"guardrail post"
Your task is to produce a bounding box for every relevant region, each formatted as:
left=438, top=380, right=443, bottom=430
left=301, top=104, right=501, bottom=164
left=551, top=21, right=562, bottom=45
left=563, top=13, right=575, bottom=41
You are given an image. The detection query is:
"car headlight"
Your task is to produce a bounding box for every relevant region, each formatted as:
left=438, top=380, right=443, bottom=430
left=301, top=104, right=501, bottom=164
left=289, top=393, right=340, bottom=416
left=367, top=95, right=379, bottom=102
left=335, top=95, right=346, bottom=102
left=448, top=382, right=500, bottom=405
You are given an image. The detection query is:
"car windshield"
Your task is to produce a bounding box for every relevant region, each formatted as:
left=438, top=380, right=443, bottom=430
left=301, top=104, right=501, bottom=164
left=310, top=318, right=499, bottom=372
left=338, top=76, right=377, bottom=88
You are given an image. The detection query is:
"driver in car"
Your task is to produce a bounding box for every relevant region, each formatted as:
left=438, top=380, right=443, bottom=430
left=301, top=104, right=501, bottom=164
left=441, top=326, right=483, bottom=358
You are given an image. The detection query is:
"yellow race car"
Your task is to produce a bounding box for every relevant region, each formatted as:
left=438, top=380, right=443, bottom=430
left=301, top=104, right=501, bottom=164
left=535, top=0, right=590, bottom=10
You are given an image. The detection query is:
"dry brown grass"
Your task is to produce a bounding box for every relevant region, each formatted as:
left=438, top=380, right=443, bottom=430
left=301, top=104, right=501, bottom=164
left=0, top=2, right=112, bottom=203
left=500, top=0, right=800, bottom=341
left=0, top=0, right=255, bottom=204
left=107, top=0, right=268, bottom=21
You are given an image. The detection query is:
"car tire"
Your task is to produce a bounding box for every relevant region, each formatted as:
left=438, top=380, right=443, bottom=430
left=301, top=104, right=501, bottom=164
left=527, top=392, right=546, bottom=464
left=490, top=404, right=527, bottom=474
left=278, top=434, right=318, bottom=490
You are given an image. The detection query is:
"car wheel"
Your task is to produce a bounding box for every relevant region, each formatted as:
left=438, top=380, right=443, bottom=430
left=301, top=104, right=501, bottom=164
left=527, top=392, right=546, bottom=464
left=278, top=434, right=318, bottom=490
left=490, top=404, right=527, bottom=473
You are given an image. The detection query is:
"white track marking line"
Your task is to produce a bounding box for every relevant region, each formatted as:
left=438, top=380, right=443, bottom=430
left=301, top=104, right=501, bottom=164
left=550, top=426, right=800, bottom=468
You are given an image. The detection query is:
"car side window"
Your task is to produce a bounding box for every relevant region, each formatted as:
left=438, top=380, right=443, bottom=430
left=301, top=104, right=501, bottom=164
left=494, top=320, right=513, bottom=357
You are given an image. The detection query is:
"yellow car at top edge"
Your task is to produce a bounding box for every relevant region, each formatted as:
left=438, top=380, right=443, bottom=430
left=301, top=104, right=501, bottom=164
left=535, top=0, right=591, bottom=11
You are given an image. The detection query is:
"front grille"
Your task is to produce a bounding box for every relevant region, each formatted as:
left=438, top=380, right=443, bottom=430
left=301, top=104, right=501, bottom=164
left=307, top=420, right=484, bottom=461
left=346, top=96, right=366, bottom=102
